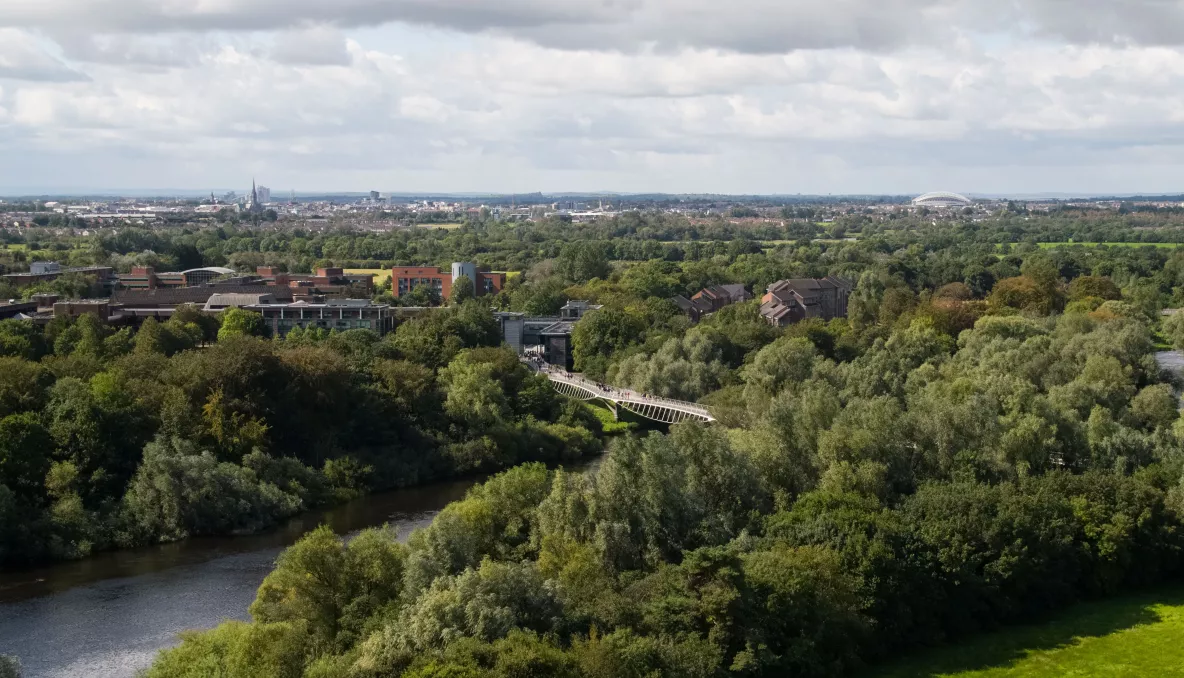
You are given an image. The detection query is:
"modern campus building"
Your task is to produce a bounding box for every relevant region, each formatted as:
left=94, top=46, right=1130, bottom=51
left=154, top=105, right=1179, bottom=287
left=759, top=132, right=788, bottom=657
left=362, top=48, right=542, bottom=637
left=391, top=263, right=505, bottom=300
left=244, top=297, right=394, bottom=337
left=2, top=262, right=116, bottom=291
left=117, top=266, right=237, bottom=290
left=495, top=300, right=603, bottom=369
left=116, top=266, right=374, bottom=299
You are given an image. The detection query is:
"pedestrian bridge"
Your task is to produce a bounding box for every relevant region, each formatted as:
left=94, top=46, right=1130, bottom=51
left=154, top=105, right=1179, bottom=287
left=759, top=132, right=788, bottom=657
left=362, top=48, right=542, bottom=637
left=535, top=367, right=716, bottom=424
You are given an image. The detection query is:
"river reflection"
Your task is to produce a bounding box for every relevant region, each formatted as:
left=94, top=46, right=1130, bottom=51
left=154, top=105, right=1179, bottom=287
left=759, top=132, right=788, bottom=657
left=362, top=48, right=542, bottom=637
left=0, top=458, right=601, bottom=678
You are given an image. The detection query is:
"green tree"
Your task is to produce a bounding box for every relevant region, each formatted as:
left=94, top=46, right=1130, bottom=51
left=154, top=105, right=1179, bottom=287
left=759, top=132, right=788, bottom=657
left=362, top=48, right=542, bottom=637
left=556, top=242, right=610, bottom=284
left=218, top=307, right=267, bottom=341
left=439, top=358, right=509, bottom=428
left=0, top=319, right=46, bottom=360
left=1069, top=275, right=1121, bottom=301
left=571, top=308, right=645, bottom=378
left=451, top=274, right=475, bottom=304
left=1164, top=311, right=1184, bottom=350
left=143, top=621, right=308, bottom=678
left=0, top=413, right=52, bottom=503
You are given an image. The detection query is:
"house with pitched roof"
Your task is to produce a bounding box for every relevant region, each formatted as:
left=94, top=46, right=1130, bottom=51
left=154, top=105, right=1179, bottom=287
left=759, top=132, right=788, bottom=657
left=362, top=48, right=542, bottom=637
left=759, top=277, right=854, bottom=327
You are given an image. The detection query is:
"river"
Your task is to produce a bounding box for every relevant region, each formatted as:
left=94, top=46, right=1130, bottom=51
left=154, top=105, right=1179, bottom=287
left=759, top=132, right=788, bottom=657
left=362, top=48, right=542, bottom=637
left=0, top=471, right=505, bottom=677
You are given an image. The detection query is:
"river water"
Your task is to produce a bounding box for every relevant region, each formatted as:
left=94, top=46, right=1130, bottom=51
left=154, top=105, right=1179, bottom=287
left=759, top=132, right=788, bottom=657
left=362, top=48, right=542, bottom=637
left=0, top=475, right=483, bottom=678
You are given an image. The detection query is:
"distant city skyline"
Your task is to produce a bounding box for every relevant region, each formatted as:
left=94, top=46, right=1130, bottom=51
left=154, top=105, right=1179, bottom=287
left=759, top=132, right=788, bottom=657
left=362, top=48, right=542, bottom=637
left=1, top=2, right=1184, bottom=194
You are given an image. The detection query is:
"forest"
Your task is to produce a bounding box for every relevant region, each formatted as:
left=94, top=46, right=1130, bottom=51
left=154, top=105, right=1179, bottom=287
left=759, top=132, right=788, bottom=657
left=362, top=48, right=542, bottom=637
left=0, top=300, right=602, bottom=567
left=3, top=209, right=1184, bottom=676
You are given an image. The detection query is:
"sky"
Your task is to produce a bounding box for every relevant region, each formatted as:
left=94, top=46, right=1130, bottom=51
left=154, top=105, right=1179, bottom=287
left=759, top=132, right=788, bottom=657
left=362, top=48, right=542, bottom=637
left=2, top=0, right=1184, bottom=196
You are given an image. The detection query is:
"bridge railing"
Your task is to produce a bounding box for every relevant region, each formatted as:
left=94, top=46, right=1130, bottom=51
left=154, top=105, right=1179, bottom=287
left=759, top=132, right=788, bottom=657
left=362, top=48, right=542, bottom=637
left=534, top=364, right=714, bottom=420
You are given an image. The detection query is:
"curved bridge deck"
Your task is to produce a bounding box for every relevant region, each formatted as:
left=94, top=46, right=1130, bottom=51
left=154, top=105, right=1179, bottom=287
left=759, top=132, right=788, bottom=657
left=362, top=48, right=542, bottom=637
left=532, top=364, right=716, bottom=424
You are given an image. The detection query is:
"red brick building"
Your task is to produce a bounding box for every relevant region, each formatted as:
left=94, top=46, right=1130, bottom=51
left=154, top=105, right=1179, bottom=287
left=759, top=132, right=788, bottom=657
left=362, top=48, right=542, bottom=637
left=390, top=263, right=506, bottom=301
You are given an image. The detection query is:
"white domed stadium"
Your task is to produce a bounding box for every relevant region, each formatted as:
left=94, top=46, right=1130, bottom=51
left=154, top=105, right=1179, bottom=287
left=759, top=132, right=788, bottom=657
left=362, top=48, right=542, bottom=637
left=912, top=192, right=973, bottom=208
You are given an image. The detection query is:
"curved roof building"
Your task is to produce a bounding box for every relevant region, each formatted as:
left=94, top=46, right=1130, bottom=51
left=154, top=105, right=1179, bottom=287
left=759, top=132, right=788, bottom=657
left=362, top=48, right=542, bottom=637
left=913, top=192, right=973, bottom=207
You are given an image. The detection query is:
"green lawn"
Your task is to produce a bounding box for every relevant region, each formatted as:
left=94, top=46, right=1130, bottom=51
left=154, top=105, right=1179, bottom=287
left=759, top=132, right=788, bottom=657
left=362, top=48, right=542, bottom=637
left=345, top=268, right=392, bottom=285
left=1033, top=242, right=1184, bottom=249
left=866, top=587, right=1184, bottom=678
left=585, top=402, right=636, bottom=434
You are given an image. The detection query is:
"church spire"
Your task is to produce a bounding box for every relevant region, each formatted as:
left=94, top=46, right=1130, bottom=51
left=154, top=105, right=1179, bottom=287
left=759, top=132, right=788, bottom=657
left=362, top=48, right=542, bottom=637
left=250, top=179, right=262, bottom=213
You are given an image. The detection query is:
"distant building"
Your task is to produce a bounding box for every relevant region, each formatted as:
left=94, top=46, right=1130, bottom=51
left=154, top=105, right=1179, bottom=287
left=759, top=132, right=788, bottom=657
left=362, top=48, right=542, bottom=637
left=3, top=262, right=116, bottom=290
left=760, top=277, right=853, bottom=327
left=671, top=295, right=714, bottom=323
left=248, top=180, right=264, bottom=213
left=391, top=262, right=505, bottom=301
left=392, top=266, right=451, bottom=300
left=116, top=266, right=372, bottom=300
left=111, top=285, right=295, bottom=318
left=693, top=284, right=751, bottom=312
left=912, top=192, right=972, bottom=208
left=53, top=299, right=111, bottom=322
left=559, top=300, right=603, bottom=320
left=257, top=186, right=272, bottom=205
left=249, top=299, right=394, bottom=337
left=117, top=266, right=236, bottom=290
left=671, top=283, right=751, bottom=322
left=255, top=266, right=375, bottom=299
left=451, top=262, right=477, bottom=294
left=0, top=299, right=37, bottom=320
left=203, top=293, right=279, bottom=312
left=493, top=299, right=601, bottom=367
left=539, top=321, right=576, bottom=370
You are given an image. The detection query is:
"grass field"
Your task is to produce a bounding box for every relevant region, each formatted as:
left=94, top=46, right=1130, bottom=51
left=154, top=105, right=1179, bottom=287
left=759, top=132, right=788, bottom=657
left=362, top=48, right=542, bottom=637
left=866, top=587, right=1184, bottom=678
left=585, top=402, right=636, bottom=434
left=345, top=268, right=392, bottom=285
left=1032, top=242, right=1184, bottom=249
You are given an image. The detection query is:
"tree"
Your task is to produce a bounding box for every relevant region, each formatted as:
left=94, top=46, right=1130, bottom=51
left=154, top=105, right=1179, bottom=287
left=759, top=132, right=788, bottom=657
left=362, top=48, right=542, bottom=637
left=135, top=317, right=169, bottom=355
left=0, top=357, right=51, bottom=418
left=143, top=621, right=307, bottom=678
left=451, top=275, right=475, bottom=304
left=1128, top=384, right=1178, bottom=430
left=0, top=413, right=52, bottom=503
left=556, top=242, right=610, bottom=284
left=0, top=319, right=46, bottom=360
left=571, top=308, right=645, bottom=378
left=1069, top=275, right=1121, bottom=301
left=439, top=358, right=509, bottom=428
left=0, top=655, right=19, bottom=678
left=988, top=276, right=1059, bottom=315
left=1164, top=311, right=1184, bottom=350
left=218, top=307, right=267, bottom=341
left=122, top=437, right=302, bottom=542
left=744, top=337, right=819, bottom=398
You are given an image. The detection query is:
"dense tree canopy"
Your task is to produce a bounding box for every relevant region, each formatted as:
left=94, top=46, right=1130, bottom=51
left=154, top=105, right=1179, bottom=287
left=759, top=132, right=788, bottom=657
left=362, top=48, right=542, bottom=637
left=6, top=209, right=1184, bottom=678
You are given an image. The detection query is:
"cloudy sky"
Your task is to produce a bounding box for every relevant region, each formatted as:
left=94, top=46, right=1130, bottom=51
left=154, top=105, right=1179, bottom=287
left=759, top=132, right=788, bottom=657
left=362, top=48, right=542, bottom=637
left=2, top=0, right=1184, bottom=195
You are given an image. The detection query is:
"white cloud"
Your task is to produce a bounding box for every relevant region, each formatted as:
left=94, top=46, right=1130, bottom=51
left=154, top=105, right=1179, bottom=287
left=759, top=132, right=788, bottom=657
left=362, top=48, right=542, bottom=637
left=0, top=2, right=1183, bottom=192
left=0, top=28, right=88, bottom=81
left=270, top=26, right=351, bottom=66
left=6, top=1, right=1184, bottom=53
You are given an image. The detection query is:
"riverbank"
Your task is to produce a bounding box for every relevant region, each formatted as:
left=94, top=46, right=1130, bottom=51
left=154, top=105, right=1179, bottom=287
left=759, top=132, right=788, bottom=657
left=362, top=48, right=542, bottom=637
left=0, top=455, right=606, bottom=678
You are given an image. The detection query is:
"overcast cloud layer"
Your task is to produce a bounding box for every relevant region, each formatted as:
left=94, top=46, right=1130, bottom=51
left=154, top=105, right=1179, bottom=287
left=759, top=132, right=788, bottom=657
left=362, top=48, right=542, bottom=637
left=2, top=0, right=1184, bottom=195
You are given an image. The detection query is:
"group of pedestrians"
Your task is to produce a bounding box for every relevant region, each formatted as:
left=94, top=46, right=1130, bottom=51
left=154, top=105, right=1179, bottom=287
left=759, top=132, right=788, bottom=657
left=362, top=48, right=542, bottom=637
left=523, top=354, right=707, bottom=416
